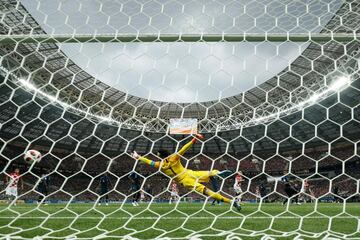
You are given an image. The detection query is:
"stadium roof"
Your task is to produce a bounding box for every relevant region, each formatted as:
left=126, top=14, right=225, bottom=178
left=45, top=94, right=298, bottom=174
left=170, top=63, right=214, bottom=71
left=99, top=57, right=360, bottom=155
left=0, top=0, right=360, bottom=159
left=0, top=0, right=359, bottom=135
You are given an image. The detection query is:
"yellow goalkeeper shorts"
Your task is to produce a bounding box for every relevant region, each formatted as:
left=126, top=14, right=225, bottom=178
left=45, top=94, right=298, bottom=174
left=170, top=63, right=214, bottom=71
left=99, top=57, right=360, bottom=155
left=179, top=170, right=219, bottom=193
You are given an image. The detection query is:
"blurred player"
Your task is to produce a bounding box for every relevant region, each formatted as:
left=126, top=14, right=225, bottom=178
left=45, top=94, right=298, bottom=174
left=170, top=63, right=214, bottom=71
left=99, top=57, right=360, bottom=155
left=259, top=182, right=268, bottom=202
left=98, top=173, right=112, bottom=206
left=234, top=171, right=244, bottom=203
left=333, top=185, right=341, bottom=203
left=5, top=168, right=23, bottom=205
left=255, top=186, right=261, bottom=203
left=129, top=171, right=141, bottom=206
left=131, top=134, right=241, bottom=211
left=37, top=170, right=50, bottom=204
left=210, top=176, right=221, bottom=206
left=281, top=172, right=300, bottom=205
left=169, top=181, right=179, bottom=204
left=140, top=190, right=145, bottom=203
left=300, top=179, right=314, bottom=203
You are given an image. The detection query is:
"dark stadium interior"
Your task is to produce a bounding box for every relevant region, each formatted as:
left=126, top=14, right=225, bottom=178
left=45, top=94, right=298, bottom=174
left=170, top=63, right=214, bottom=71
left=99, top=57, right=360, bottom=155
left=1, top=72, right=360, bottom=202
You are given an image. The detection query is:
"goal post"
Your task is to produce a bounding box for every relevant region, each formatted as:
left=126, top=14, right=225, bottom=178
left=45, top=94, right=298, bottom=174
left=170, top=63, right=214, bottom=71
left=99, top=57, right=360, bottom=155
left=0, top=33, right=359, bottom=43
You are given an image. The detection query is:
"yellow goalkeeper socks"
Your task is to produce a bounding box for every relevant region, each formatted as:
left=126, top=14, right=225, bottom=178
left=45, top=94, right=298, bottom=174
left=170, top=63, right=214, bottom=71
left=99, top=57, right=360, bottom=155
left=206, top=189, right=231, bottom=204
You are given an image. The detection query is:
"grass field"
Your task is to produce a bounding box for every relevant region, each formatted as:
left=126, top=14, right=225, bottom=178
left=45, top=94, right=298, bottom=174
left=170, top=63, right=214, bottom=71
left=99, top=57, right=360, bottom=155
left=0, top=202, right=359, bottom=239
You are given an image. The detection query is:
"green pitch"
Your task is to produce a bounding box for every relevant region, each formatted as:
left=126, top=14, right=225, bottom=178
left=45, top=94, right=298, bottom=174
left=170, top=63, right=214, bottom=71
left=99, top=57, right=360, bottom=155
left=0, top=202, right=359, bottom=239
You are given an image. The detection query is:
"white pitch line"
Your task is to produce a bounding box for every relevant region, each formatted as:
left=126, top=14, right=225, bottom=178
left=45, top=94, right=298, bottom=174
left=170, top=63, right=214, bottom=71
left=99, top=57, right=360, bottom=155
left=0, top=216, right=357, bottom=220
left=0, top=204, right=345, bottom=209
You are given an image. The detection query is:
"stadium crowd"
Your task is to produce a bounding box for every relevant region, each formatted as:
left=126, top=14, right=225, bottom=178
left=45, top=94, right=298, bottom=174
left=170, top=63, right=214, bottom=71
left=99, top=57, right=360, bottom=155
left=1, top=142, right=359, bottom=204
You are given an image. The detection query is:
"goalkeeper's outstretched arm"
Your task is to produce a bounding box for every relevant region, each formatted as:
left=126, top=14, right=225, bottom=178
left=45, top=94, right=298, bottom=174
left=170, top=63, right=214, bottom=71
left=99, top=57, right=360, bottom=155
left=131, top=151, right=161, bottom=168
left=131, top=134, right=203, bottom=166
left=177, top=134, right=204, bottom=156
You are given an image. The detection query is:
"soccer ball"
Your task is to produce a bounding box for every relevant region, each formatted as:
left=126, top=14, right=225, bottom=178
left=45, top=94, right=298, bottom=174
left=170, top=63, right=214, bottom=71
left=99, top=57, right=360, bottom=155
left=252, top=158, right=260, bottom=164
left=24, top=149, right=42, bottom=163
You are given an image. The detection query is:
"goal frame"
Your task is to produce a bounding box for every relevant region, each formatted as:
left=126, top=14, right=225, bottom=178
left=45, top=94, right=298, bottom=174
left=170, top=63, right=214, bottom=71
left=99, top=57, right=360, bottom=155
left=0, top=33, right=359, bottom=43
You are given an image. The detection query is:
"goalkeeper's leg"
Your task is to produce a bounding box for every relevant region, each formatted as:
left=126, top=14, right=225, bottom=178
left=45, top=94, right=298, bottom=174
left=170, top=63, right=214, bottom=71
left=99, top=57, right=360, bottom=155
left=204, top=187, right=230, bottom=203
left=182, top=172, right=241, bottom=211
left=191, top=170, right=232, bottom=183
left=190, top=172, right=225, bottom=202
left=194, top=182, right=241, bottom=211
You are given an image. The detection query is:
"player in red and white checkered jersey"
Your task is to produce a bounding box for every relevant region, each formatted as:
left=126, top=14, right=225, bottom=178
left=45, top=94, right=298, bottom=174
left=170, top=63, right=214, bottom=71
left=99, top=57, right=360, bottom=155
left=169, top=181, right=179, bottom=204
left=5, top=168, right=23, bottom=204
left=300, top=179, right=315, bottom=203
left=234, top=171, right=244, bottom=203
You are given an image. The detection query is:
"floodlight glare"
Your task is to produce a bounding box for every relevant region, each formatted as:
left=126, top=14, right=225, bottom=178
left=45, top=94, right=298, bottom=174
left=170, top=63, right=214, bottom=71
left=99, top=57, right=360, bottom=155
left=19, top=78, right=36, bottom=91
left=330, top=76, right=351, bottom=91
left=4, top=66, right=353, bottom=129
left=16, top=75, right=116, bottom=124
left=308, top=94, right=320, bottom=103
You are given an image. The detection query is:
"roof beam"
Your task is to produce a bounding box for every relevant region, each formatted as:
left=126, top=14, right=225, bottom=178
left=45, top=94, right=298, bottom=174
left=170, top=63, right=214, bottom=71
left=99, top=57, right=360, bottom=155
left=0, top=33, right=359, bottom=43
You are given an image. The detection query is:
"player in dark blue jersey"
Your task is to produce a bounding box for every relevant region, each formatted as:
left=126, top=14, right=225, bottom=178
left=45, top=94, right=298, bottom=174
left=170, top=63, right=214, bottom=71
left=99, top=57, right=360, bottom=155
left=210, top=176, right=221, bottom=206
left=129, top=171, right=141, bottom=206
left=37, top=170, right=50, bottom=204
left=281, top=172, right=300, bottom=205
left=98, top=173, right=112, bottom=205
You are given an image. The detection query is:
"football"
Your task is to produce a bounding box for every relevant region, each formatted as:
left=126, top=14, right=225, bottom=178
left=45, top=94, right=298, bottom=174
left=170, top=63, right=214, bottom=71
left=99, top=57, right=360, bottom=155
left=24, top=149, right=42, bottom=163
left=251, top=158, right=260, bottom=164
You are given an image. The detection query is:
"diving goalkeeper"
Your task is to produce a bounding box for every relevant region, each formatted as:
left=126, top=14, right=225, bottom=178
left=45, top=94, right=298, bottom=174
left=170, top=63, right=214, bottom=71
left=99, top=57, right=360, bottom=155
left=131, top=134, right=241, bottom=211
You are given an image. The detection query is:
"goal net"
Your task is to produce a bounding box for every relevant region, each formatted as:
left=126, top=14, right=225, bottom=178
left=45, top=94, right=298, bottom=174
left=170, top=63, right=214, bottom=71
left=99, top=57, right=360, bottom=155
left=0, top=0, right=359, bottom=239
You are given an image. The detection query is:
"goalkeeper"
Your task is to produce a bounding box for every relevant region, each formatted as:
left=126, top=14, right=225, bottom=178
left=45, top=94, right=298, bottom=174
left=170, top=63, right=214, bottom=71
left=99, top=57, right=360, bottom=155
left=131, top=134, right=241, bottom=211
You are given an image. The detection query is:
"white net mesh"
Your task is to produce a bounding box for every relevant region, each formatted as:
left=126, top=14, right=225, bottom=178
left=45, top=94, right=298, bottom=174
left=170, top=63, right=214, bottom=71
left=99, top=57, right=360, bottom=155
left=0, top=0, right=360, bottom=239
